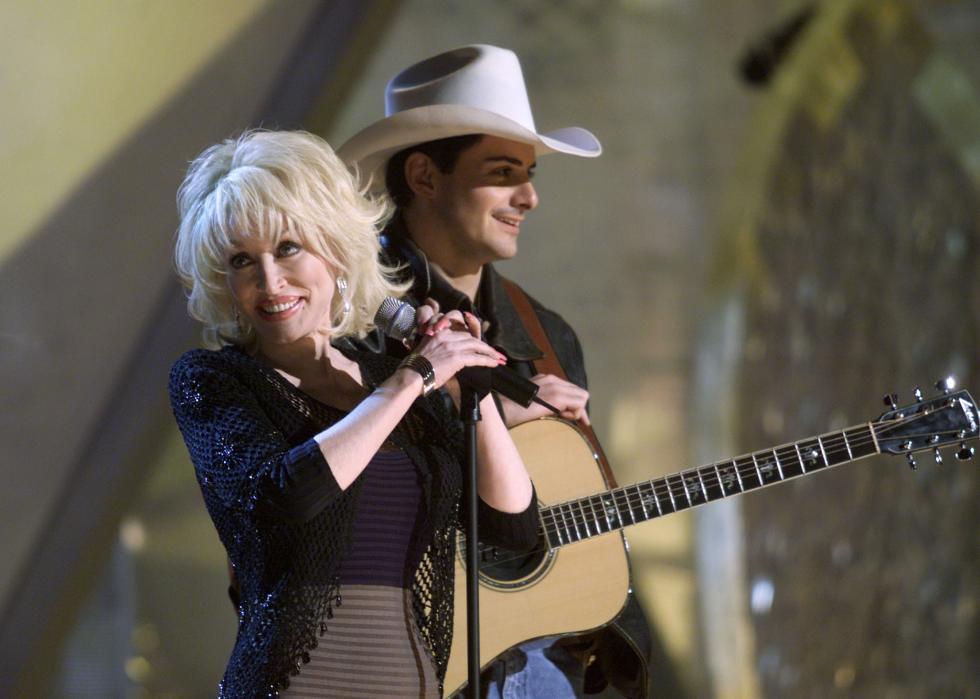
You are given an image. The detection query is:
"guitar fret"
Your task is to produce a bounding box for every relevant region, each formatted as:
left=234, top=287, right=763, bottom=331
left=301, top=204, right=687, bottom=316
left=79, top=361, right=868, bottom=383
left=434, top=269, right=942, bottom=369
left=713, top=464, right=727, bottom=497
left=571, top=503, right=583, bottom=540
left=602, top=494, right=616, bottom=529
left=597, top=494, right=611, bottom=531
left=622, top=486, right=638, bottom=523
left=549, top=506, right=562, bottom=544
left=772, top=449, right=785, bottom=480
left=816, top=436, right=829, bottom=466
left=794, top=442, right=807, bottom=473
left=665, top=477, right=677, bottom=512
left=842, top=430, right=853, bottom=460
left=610, top=490, right=626, bottom=526
left=752, top=453, right=764, bottom=483
left=574, top=501, right=587, bottom=540
left=588, top=496, right=602, bottom=533
left=696, top=469, right=709, bottom=501
left=649, top=481, right=664, bottom=517
left=679, top=474, right=693, bottom=508
left=547, top=509, right=564, bottom=546
left=555, top=508, right=567, bottom=545
left=580, top=497, right=593, bottom=535
left=619, top=489, right=637, bottom=526
left=554, top=505, right=568, bottom=543
left=568, top=502, right=583, bottom=541
left=581, top=502, right=591, bottom=536
left=583, top=498, right=596, bottom=533
left=733, top=459, right=744, bottom=491
left=561, top=504, right=576, bottom=542
left=596, top=495, right=610, bottom=531
left=638, top=484, right=651, bottom=521
left=581, top=498, right=597, bottom=536
left=636, top=484, right=651, bottom=519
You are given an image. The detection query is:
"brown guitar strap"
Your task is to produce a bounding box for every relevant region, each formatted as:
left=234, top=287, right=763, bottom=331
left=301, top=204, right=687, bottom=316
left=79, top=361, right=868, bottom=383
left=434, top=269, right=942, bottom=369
left=500, top=278, right=619, bottom=488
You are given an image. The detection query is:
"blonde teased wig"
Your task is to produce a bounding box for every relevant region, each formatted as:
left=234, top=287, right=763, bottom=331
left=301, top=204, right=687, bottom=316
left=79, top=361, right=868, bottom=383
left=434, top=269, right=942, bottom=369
left=174, top=130, right=408, bottom=348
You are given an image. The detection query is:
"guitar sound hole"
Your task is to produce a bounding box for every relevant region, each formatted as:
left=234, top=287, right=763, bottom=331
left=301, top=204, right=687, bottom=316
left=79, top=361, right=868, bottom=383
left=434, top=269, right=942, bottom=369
left=459, top=534, right=554, bottom=590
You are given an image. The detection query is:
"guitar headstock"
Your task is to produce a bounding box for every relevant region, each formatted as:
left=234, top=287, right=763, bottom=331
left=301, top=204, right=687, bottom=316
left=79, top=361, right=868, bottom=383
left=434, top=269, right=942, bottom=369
left=875, top=378, right=978, bottom=468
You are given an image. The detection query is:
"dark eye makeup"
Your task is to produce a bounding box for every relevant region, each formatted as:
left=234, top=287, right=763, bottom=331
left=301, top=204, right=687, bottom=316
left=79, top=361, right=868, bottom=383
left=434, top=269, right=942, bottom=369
left=277, top=240, right=301, bottom=256
left=228, top=252, right=251, bottom=269
left=227, top=240, right=302, bottom=270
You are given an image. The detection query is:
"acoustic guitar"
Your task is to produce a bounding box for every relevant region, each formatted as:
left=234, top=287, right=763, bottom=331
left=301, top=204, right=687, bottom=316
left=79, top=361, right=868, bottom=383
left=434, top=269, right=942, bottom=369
left=444, top=385, right=978, bottom=695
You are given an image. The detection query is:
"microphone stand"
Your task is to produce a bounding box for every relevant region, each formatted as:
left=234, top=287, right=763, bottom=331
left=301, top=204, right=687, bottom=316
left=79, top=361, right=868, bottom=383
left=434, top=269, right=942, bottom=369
left=459, top=376, right=486, bottom=699
left=455, top=366, right=556, bottom=698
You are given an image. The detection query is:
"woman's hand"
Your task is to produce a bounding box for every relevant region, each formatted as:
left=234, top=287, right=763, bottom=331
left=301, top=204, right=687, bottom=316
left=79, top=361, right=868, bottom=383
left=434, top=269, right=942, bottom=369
left=409, top=302, right=504, bottom=391
left=415, top=299, right=480, bottom=338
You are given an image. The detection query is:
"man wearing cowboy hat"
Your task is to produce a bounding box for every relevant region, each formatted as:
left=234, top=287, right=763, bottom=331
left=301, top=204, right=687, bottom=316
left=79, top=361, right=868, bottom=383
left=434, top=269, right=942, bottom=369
left=339, top=44, right=654, bottom=698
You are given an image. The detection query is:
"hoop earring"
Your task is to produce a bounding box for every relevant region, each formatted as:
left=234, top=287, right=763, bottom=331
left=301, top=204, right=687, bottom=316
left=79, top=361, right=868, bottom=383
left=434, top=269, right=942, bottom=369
left=336, top=277, right=351, bottom=319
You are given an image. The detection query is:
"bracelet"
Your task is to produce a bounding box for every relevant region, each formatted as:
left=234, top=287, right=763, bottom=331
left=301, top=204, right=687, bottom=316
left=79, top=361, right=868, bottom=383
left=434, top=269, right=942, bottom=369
left=399, top=354, right=436, bottom=397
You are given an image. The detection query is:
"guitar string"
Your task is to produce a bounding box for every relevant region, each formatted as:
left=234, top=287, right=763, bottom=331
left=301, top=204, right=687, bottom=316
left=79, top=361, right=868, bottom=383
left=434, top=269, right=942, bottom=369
left=458, top=410, right=969, bottom=566
left=536, top=417, right=963, bottom=544
left=459, top=413, right=960, bottom=562
left=539, top=423, right=959, bottom=541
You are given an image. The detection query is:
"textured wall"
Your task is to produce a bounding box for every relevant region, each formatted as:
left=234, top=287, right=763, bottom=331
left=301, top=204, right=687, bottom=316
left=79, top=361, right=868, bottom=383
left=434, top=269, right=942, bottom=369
left=722, top=1, right=979, bottom=696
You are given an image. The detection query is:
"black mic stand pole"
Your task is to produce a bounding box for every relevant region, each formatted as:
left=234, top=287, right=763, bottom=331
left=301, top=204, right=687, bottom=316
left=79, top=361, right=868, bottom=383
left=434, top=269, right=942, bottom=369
left=459, top=376, right=487, bottom=699
left=455, top=364, right=548, bottom=698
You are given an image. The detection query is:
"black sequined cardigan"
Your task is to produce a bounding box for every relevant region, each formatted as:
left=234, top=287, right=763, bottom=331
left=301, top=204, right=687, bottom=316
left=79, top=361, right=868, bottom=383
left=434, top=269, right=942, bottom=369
left=169, top=345, right=539, bottom=697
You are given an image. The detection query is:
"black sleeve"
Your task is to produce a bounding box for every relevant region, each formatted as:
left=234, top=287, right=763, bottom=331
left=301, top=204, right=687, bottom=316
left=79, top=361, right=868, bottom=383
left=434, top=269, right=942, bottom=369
left=474, top=486, right=540, bottom=552
left=169, top=353, right=343, bottom=523
left=427, top=382, right=541, bottom=552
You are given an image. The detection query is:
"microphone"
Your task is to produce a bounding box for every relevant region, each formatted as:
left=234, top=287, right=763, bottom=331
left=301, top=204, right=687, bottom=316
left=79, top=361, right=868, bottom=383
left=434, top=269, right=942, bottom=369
left=374, top=297, right=558, bottom=412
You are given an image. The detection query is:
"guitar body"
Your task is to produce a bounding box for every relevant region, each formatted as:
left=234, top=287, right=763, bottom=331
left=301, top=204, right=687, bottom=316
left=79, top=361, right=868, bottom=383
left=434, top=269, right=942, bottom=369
left=444, top=418, right=631, bottom=695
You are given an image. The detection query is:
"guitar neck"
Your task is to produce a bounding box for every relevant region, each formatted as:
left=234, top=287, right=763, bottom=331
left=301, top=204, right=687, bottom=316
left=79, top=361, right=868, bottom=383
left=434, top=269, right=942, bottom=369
left=541, top=422, right=880, bottom=548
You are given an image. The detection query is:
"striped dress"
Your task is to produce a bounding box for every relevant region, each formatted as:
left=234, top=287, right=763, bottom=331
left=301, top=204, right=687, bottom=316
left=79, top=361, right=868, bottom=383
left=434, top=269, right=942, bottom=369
left=280, top=449, right=440, bottom=698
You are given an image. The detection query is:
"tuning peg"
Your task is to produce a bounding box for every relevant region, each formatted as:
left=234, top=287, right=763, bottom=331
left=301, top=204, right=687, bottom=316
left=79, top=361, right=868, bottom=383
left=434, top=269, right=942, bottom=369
left=955, top=444, right=974, bottom=461
left=906, top=453, right=917, bottom=470
left=913, top=387, right=923, bottom=401
left=935, top=377, right=956, bottom=394
left=883, top=394, right=899, bottom=409
left=934, top=448, right=943, bottom=464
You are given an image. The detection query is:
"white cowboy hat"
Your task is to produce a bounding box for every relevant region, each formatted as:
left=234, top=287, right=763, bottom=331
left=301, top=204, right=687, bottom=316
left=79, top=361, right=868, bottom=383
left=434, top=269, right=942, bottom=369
left=337, top=44, right=602, bottom=192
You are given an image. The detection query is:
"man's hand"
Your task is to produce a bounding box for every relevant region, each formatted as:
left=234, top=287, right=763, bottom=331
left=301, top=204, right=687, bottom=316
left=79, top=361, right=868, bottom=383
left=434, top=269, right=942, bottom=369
left=499, top=373, right=590, bottom=428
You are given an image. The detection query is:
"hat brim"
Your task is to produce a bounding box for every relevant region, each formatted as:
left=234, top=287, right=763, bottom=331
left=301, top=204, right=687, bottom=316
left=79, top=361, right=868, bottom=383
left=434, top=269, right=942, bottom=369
left=337, top=104, right=602, bottom=194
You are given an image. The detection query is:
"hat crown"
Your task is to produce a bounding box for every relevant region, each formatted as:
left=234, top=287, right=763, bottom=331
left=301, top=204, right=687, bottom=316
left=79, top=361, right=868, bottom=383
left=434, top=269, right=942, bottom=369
left=384, top=44, right=537, bottom=132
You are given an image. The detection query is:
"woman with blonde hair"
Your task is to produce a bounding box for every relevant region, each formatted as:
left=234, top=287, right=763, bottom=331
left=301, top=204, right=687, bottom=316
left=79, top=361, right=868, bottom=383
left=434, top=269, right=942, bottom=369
left=169, top=130, right=537, bottom=697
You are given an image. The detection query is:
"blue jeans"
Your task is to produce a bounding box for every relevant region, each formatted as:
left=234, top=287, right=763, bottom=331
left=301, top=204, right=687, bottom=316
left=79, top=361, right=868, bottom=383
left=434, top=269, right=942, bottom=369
left=484, top=637, right=586, bottom=698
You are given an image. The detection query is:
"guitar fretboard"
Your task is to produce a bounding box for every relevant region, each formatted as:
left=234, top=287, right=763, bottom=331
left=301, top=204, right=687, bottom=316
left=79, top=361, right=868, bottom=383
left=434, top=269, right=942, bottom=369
left=540, top=423, right=880, bottom=548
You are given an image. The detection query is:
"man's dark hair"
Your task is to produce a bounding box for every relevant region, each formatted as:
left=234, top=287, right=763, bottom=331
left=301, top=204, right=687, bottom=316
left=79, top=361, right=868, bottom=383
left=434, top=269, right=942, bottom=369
left=385, top=134, right=484, bottom=209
